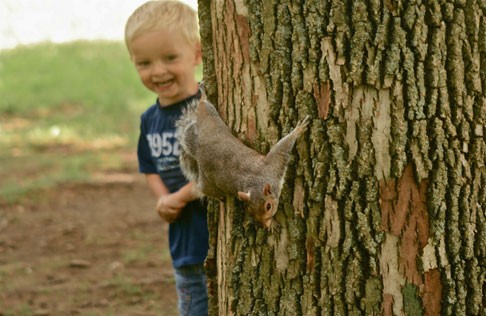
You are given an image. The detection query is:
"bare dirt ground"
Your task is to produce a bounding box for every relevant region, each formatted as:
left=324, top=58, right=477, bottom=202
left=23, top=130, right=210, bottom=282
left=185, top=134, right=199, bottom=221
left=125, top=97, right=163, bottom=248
left=0, top=172, right=179, bottom=315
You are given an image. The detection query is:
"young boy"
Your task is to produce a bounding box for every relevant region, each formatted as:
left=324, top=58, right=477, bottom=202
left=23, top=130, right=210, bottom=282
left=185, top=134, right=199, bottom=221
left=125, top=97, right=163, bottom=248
left=125, top=1, right=209, bottom=315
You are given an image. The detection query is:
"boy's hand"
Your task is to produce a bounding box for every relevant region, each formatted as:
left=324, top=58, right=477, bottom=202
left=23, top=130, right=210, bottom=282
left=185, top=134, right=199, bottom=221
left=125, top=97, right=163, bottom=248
left=156, top=194, right=187, bottom=223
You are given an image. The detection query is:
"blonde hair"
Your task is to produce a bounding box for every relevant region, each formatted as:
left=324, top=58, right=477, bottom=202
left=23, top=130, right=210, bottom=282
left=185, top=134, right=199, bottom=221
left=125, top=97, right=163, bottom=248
left=125, top=0, right=200, bottom=53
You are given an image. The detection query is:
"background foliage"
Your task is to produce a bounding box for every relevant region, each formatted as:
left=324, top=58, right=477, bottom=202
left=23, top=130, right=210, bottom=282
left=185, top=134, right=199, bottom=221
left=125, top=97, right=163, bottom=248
left=0, top=41, right=153, bottom=202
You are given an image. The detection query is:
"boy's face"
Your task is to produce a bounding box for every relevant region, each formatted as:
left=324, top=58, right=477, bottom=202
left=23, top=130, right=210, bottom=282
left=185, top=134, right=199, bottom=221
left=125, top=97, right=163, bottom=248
left=129, top=28, right=202, bottom=106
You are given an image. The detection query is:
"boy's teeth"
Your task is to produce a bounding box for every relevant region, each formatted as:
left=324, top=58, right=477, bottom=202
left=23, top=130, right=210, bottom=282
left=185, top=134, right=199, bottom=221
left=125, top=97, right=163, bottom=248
left=157, top=80, right=171, bottom=87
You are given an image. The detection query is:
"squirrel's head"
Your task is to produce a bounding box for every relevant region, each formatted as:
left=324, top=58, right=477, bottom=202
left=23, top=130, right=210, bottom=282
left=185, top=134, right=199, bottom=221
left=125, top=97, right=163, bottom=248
left=238, top=183, right=278, bottom=229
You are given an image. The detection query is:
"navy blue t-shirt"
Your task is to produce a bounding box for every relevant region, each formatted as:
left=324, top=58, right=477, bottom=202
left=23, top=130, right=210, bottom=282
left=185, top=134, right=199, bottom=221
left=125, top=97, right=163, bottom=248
left=137, top=92, right=209, bottom=268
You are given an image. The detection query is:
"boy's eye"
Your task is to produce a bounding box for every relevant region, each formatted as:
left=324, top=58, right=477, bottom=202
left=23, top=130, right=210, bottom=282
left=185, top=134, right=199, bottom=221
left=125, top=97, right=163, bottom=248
left=165, top=55, right=178, bottom=62
left=136, top=61, right=150, bottom=67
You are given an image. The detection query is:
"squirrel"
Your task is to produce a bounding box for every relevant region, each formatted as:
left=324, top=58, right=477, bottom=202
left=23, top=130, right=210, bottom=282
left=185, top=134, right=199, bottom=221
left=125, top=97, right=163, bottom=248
left=176, top=95, right=309, bottom=229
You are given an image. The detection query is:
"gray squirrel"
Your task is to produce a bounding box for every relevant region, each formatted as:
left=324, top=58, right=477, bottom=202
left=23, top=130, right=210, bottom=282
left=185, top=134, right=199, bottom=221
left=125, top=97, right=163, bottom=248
left=176, top=95, right=309, bottom=229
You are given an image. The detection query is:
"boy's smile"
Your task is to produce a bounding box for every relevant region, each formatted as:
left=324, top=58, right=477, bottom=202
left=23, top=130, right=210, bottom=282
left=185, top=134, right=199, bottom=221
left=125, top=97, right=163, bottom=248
left=130, top=28, right=202, bottom=106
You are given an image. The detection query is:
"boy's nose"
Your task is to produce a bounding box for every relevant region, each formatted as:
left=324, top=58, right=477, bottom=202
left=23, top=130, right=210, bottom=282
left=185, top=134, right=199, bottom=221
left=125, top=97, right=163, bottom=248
left=151, top=61, right=167, bottom=76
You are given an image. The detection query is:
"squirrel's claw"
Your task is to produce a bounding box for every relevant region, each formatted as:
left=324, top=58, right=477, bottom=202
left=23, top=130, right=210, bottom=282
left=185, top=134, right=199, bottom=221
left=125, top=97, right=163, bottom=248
left=293, top=115, right=310, bottom=135
left=300, top=115, right=311, bottom=127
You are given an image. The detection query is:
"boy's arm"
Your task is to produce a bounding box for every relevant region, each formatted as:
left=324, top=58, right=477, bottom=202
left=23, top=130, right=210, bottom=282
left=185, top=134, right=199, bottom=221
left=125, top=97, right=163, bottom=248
left=145, top=173, right=170, bottom=197
left=145, top=174, right=199, bottom=223
left=145, top=174, right=183, bottom=223
left=171, top=181, right=199, bottom=204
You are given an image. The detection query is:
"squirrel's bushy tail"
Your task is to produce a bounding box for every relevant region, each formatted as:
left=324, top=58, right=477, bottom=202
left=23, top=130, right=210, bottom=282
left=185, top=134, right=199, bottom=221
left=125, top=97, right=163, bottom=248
left=175, top=99, right=200, bottom=183
left=176, top=99, right=198, bottom=153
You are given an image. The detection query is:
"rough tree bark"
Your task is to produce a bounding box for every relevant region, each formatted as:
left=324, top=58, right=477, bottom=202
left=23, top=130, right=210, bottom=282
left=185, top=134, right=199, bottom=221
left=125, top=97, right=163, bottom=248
left=198, top=1, right=485, bottom=315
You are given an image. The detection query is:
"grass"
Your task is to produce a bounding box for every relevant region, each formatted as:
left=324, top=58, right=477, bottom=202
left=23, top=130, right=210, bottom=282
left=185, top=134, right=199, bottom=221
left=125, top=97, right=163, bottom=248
left=0, top=40, right=156, bottom=203
left=1, top=305, right=33, bottom=316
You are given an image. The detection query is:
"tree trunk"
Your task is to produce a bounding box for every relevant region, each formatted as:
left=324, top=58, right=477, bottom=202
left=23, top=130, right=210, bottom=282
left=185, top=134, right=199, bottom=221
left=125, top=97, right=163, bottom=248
left=198, top=1, right=485, bottom=315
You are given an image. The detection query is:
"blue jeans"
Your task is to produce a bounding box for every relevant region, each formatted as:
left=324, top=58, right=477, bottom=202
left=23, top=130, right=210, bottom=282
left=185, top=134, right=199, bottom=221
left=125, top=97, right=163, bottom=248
left=174, top=264, right=208, bottom=316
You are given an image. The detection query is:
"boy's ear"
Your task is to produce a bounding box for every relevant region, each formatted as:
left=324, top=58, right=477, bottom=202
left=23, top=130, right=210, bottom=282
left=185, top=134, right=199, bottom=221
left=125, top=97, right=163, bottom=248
left=195, top=43, right=202, bottom=65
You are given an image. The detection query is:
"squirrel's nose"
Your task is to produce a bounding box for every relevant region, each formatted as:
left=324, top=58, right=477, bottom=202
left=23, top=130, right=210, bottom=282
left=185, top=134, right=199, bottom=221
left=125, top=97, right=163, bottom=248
left=263, top=217, right=273, bottom=229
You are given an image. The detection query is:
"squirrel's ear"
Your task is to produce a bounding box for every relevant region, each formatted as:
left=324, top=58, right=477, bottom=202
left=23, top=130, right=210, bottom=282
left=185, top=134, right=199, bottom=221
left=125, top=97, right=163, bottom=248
left=238, top=191, right=251, bottom=201
left=263, top=183, right=272, bottom=195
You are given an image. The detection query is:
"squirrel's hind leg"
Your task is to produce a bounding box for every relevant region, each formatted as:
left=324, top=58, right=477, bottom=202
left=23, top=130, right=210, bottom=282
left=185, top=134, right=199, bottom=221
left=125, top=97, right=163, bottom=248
left=265, top=116, right=310, bottom=164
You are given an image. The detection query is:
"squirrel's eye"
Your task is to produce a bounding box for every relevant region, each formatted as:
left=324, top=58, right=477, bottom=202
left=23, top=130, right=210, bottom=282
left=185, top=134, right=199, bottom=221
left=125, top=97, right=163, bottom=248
left=265, top=202, right=272, bottom=211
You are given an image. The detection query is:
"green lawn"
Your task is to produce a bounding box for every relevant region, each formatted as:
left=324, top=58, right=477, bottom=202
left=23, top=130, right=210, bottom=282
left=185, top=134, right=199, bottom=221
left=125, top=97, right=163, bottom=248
left=0, top=41, right=159, bottom=203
